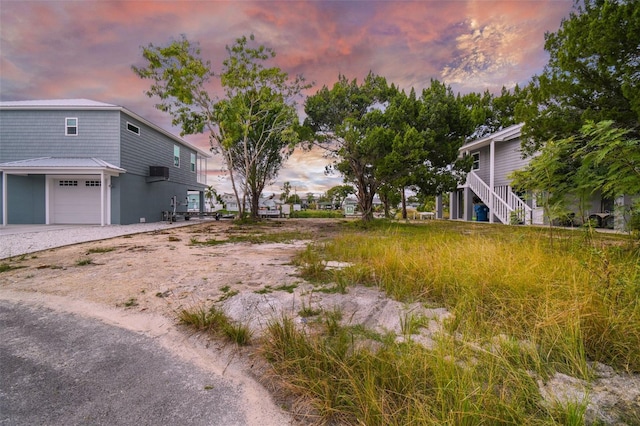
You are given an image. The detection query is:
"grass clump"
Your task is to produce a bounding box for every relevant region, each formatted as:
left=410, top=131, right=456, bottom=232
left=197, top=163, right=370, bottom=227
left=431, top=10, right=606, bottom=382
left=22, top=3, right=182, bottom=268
left=0, top=263, right=26, bottom=273
left=262, top=316, right=548, bottom=425
left=75, top=258, right=93, bottom=266
left=179, top=304, right=252, bottom=346
left=86, top=247, right=115, bottom=254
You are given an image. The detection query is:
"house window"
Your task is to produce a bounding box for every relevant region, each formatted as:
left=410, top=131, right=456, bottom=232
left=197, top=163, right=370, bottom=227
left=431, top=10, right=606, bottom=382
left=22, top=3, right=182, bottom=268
left=471, top=152, right=480, bottom=170
left=66, top=118, right=78, bottom=135
left=59, top=180, right=78, bottom=186
left=190, top=153, right=196, bottom=172
left=127, top=122, right=140, bottom=135
left=173, top=145, right=180, bottom=167
left=85, top=180, right=101, bottom=187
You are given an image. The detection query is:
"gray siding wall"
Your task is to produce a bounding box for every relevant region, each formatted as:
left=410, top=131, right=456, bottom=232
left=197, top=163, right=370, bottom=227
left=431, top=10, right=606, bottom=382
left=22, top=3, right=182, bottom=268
left=5, top=175, right=46, bottom=224
left=494, top=138, right=528, bottom=187
left=118, top=173, right=193, bottom=224
left=472, top=145, right=491, bottom=183
left=0, top=110, right=120, bottom=164
left=119, top=112, right=201, bottom=188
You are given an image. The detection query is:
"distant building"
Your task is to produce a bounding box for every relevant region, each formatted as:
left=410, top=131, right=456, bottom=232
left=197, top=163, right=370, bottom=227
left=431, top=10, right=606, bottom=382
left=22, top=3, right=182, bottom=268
left=0, top=99, right=210, bottom=225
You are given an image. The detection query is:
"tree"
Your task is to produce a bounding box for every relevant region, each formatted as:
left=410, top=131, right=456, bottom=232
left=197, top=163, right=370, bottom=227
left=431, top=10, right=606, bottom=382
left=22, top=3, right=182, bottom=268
left=204, top=185, right=223, bottom=209
left=409, top=80, right=475, bottom=198
left=577, top=120, right=640, bottom=199
left=305, top=76, right=473, bottom=221
left=304, top=73, right=394, bottom=221
left=517, top=0, right=639, bottom=155
left=326, top=184, right=354, bottom=209
left=462, top=86, right=525, bottom=139
left=377, top=183, right=401, bottom=218
left=512, top=0, right=639, bottom=230
left=280, top=181, right=291, bottom=202
left=132, top=34, right=308, bottom=220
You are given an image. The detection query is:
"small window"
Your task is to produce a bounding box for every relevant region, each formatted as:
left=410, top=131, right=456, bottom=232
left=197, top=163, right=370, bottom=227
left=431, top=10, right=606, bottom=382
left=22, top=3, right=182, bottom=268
left=173, top=145, right=180, bottom=167
left=471, top=152, right=480, bottom=170
left=190, top=153, right=196, bottom=172
left=66, top=118, right=78, bottom=136
left=127, top=122, right=140, bottom=135
left=85, top=180, right=101, bottom=187
left=59, top=180, right=78, bottom=186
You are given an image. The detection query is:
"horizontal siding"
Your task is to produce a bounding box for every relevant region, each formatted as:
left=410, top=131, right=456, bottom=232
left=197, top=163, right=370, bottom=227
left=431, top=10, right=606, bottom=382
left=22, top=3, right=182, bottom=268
left=472, top=145, right=491, bottom=183
left=0, top=110, right=120, bottom=164
left=119, top=112, right=202, bottom=188
left=493, top=138, right=528, bottom=187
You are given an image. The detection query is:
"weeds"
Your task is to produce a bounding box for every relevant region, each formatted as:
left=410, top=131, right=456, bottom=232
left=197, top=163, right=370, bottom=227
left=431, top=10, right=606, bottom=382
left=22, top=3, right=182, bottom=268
left=179, top=304, right=251, bottom=346
left=260, top=221, right=640, bottom=424
left=75, top=258, right=93, bottom=266
left=0, top=263, right=26, bottom=273
left=123, top=297, right=138, bottom=307
left=86, top=247, right=115, bottom=254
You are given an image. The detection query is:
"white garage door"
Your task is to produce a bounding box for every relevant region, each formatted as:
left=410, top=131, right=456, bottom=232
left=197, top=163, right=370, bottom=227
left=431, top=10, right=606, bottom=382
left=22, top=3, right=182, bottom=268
left=52, top=179, right=101, bottom=224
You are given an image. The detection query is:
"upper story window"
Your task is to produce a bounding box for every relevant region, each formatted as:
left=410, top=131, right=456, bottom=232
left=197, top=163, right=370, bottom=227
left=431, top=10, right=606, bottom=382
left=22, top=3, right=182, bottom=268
left=127, top=122, right=140, bottom=135
left=471, top=152, right=480, bottom=170
left=173, top=145, right=180, bottom=167
left=65, top=118, right=78, bottom=136
left=190, top=153, right=196, bottom=172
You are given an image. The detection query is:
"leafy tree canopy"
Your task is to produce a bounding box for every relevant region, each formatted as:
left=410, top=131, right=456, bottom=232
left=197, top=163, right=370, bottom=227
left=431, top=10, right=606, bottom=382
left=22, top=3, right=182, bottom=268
left=133, top=34, right=309, bottom=220
left=517, top=0, right=639, bottom=155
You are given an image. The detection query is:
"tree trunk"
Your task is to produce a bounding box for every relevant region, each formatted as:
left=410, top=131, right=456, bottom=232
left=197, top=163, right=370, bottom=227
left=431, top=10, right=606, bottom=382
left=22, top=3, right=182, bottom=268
left=250, top=191, right=260, bottom=221
left=401, top=188, right=407, bottom=219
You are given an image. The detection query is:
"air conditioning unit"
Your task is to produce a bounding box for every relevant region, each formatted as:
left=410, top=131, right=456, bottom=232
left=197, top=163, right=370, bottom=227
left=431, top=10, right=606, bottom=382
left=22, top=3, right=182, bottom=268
left=147, top=166, right=169, bottom=182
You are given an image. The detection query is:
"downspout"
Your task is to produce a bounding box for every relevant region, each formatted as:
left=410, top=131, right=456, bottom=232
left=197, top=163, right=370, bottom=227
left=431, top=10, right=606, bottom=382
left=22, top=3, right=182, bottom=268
left=100, top=170, right=105, bottom=226
left=2, top=172, right=7, bottom=226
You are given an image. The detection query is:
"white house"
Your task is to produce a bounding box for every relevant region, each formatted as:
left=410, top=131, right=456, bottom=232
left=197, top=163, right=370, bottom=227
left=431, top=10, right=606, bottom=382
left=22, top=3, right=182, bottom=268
left=436, top=123, right=634, bottom=231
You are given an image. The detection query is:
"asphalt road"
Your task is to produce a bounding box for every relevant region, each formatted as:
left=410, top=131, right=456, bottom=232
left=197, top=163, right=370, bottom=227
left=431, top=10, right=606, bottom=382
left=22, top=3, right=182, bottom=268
left=0, top=300, right=248, bottom=426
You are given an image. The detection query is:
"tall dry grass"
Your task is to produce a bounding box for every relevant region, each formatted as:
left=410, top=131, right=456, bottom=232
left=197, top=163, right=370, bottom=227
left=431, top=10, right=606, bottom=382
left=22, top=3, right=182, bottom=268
left=270, top=221, right=639, bottom=424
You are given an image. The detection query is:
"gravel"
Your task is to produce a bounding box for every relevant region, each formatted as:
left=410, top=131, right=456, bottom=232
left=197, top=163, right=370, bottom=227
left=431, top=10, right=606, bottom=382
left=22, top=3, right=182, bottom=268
left=0, top=220, right=205, bottom=260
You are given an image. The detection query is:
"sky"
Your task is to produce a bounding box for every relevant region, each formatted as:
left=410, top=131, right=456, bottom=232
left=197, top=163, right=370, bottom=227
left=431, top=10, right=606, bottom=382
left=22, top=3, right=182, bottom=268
left=0, top=0, right=575, bottom=196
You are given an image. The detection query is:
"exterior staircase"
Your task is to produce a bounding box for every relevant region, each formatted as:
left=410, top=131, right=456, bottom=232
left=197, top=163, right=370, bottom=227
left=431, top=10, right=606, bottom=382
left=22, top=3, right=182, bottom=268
left=466, top=171, right=532, bottom=224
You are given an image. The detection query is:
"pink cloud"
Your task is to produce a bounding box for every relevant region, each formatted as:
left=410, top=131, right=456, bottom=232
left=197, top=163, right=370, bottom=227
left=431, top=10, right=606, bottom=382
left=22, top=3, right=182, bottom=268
left=1, top=0, right=576, bottom=192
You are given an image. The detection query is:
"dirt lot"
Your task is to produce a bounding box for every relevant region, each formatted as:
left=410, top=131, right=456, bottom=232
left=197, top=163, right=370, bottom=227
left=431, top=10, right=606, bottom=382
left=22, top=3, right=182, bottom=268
left=1, top=219, right=448, bottom=423
left=2, top=218, right=638, bottom=425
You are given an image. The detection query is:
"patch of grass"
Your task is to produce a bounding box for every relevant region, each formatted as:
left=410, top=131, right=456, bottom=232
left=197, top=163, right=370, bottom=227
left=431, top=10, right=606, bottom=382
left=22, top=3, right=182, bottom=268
left=270, top=220, right=640, bottom=424
left=123, top=297, right=138, bottom=307
left=298, top=304, right=322, bottom=318
left=86, top=247, right=115, bottom=254
left=275, top=283, right=298, bottom=293
left=0, top=263, right=26, bottom=273
left=290, top=210, right=344, bottom=219
left=167, top=235, right=181, bottom=242
left=75, top=258, right=93, bottom=266
left=217, top=285, right=239, bottom=302
left=179, top=304, right=251, bottom=345
left=399, top=312, right=429, bottom=337
left=254, top=283, right=299, bottom=295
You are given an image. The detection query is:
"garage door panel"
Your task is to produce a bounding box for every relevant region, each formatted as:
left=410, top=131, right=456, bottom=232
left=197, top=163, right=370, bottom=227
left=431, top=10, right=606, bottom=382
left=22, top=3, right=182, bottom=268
left=52, top=179, right=101, bottom=224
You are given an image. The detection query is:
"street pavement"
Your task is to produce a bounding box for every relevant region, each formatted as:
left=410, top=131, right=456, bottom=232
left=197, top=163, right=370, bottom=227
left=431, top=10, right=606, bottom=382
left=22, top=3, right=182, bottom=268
left=0, top=300, right=255, bottom=426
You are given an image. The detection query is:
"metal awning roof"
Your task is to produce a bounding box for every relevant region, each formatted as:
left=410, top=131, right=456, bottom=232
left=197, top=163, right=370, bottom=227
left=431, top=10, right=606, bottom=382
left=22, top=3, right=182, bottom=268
left=0, top=157, right=126, bottom=175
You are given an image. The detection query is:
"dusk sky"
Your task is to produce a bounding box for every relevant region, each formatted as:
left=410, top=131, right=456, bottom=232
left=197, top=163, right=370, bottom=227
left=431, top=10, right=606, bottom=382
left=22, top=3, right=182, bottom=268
left=1, top=0, right=575, bottom=195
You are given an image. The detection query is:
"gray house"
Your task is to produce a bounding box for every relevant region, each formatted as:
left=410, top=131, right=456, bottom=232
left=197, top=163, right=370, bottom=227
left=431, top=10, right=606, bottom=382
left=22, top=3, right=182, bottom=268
left=0, top=99, right=210, bottom=225
left=437, top=123, right=633, bottom=230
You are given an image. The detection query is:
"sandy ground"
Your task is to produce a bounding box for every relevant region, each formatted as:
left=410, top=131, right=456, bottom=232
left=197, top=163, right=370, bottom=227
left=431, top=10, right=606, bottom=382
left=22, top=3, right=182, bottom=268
left=1, top=219, right=451, bottom=424
left=1, top=218, right=638, bottom=425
